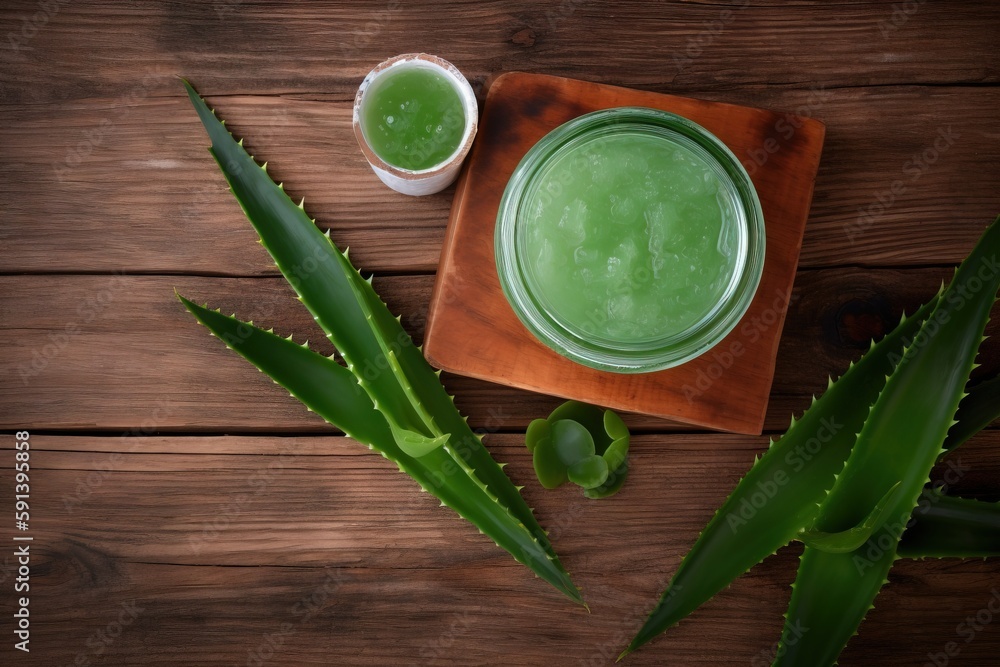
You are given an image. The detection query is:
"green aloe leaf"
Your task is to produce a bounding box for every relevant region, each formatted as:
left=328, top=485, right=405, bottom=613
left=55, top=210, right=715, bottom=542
left=388, top=424, right=449, bottom=458
left=620, top=293, right=940, bottom=660
left=624, top=219, right=1000, bottom=661
left=181, top=80, right=581, bottom=604
left=178, top=297, right=584, bottom=601
left=776, top=216, right=1000, bottom=666
left=945, top=374, right=1000, bottom=451
left=896, top=374, right=1000, bottom=558
left=799, top=481, right=902, bottom=554
left=178, top=295, right=394, bottom=449
left=182, top=80, right=425, bottom=440
left=899, top=490, right=1000, bottom=558
left=894, top=372, right=1000, bottom=560
left=346, top=258, right=573, bottom=567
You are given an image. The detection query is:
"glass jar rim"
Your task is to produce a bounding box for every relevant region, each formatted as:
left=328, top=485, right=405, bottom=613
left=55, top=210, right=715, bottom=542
left=495, top=106, right=765, bottom=373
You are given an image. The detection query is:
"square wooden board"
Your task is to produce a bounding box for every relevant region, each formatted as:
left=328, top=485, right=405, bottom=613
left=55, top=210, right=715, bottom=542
left=424, top=73, right=825, bottom=435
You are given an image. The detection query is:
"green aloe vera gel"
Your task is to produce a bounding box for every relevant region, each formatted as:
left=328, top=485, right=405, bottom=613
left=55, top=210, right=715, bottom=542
left=496, top=107, right=765, bottom=373
left=361, top=65, right=466, bottom=171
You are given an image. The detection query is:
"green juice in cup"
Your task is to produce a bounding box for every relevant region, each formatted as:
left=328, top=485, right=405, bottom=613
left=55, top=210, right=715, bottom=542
left=361, top=66, right=466, bottom=171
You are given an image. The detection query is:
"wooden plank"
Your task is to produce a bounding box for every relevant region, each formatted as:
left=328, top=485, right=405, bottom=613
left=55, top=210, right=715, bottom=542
left=3, top=433, right=997, bottom=665
left=1, top=1, right=996, bottom=105
left=1, top=85, right=998, bottom=275
left=4, top=269, right=1000, bottom=433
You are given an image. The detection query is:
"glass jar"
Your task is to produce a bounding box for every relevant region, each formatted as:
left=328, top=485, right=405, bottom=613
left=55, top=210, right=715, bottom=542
left=495, top=107, right=765, bottom=373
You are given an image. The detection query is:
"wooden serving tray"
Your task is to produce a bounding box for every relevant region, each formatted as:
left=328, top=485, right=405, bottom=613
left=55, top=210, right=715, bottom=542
left=424, top=73, right=824, bottom=435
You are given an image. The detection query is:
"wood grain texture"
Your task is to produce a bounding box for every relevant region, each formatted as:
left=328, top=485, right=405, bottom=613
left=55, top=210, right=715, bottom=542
left=2, top=0, right=999, bottom=664
left=1, top=1, right=997, bottom=104
left=424, top=72, right=823, bottom=434
left=2, top=433, right=998, bottom=666
left=7, top=268, right=1000, bottom=434
left=1, top=87, right=998, bottom=276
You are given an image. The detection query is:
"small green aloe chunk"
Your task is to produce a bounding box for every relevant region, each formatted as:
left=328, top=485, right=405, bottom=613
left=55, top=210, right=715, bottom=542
left=569, top=455, right=610, bottom=489
left=532, top=425, right=569, bottom=488
left=526, top=401, right=631, bottom=498
left=551, top=419, right=596, bottom=464
left=525, top=419, right=550, bottom=454
left=590, top=409, right=632, bottom=498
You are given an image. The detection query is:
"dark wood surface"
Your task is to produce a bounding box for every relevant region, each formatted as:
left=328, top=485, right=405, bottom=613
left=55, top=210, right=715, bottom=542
left=1, top=1, right=998, bottom=665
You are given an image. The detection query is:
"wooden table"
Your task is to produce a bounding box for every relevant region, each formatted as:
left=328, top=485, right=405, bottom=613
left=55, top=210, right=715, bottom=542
left=2, top=2, right=998, bottom=665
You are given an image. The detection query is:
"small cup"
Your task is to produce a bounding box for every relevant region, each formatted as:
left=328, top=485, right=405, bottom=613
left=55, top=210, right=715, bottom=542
left=353, top=53, right=478, bottom=196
